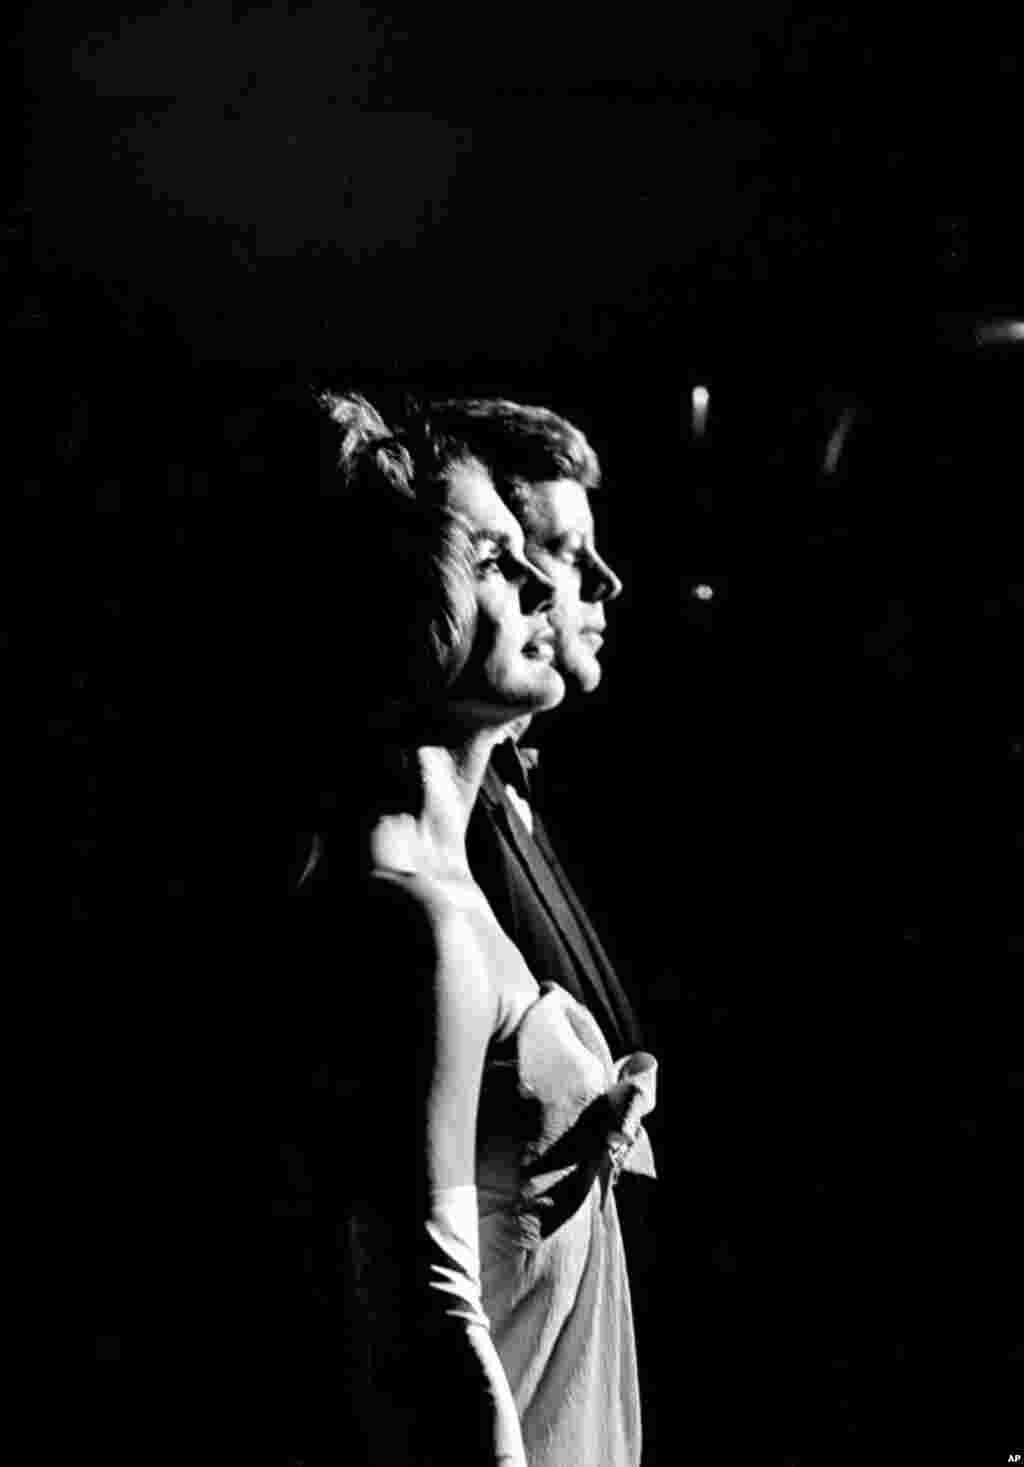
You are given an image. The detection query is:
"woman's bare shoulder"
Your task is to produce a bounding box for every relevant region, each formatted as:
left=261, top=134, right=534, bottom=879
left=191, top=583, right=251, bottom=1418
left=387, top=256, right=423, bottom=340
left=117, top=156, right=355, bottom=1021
left=366, top=866, right=457, bottom=919
left=365, top=871, right=499, bottom=1009
left=364, top=870, right=483, bottom=955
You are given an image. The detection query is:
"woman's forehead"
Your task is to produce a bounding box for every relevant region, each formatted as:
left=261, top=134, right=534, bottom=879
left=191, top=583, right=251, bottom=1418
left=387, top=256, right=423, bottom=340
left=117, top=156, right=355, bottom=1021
left=443, top=460, right=526, bottom=553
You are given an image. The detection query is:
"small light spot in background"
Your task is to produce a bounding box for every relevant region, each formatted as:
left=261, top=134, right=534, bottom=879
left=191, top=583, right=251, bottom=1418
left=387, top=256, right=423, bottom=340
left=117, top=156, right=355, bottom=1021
left=691, top=384, right=709, bottom=436
left=975, top=319, right=1024, bottom=345
left=693, top=583, right=714, bottom=601
left=823, top=404, right=857, bottom=475
left=96, top=1335, right=120, bottom=1362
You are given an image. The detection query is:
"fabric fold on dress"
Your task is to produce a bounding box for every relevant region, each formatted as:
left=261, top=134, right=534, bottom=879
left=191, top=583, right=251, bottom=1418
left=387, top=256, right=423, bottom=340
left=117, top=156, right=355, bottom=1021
left=476, top=982, right=659, bottom=1467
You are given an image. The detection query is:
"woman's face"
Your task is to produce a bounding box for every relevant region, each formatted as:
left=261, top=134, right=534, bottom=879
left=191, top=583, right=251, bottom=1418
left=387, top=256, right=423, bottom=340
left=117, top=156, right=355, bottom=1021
left=442, top=460, right=566, bottom=727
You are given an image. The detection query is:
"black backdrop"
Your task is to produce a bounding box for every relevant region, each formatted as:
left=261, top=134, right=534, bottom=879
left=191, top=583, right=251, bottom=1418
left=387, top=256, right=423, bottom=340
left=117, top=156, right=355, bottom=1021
left=17, top=6, right=1021, bottom=1463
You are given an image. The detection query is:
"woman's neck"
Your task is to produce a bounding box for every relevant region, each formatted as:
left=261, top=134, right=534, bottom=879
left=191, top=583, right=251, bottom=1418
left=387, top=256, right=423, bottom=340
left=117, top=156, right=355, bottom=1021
left=368, top=726, right=506, bottom=883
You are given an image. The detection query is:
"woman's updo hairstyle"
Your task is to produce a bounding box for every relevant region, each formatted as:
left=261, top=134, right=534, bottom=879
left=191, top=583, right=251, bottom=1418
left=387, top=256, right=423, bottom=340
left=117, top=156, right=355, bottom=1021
left=294, top=392, right=479, bottom=727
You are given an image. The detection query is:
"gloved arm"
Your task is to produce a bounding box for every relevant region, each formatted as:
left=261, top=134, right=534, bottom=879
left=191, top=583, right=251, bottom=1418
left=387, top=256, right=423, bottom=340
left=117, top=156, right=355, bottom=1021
left=362, top=892, right=527, bottom=1467
left=420, top=1183, right=527, bottom=1467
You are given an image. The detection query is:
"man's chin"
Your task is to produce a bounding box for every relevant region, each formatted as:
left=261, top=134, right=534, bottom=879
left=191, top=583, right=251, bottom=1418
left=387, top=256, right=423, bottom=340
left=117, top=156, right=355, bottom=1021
left=564, top=653, right=603, bottom=696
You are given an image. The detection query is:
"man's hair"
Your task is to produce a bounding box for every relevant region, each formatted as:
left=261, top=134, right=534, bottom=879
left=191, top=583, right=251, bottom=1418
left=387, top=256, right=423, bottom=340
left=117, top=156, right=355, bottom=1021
left=402, top=396, right=602, bottom=509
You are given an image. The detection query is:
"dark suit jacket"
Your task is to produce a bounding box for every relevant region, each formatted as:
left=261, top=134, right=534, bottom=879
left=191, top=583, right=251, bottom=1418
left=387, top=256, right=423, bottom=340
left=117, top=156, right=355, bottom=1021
left=466, top=762, right=645, bottom=1058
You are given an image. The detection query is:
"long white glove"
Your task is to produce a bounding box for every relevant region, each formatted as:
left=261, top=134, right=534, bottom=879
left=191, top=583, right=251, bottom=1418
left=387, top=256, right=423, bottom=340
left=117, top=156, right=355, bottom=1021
left=424, top=1184, right=528, bottom=1467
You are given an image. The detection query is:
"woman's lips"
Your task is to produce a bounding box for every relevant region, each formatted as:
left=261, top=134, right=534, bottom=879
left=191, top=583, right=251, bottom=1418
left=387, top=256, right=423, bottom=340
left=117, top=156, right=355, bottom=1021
left=523, top=641, right=555, bottom=661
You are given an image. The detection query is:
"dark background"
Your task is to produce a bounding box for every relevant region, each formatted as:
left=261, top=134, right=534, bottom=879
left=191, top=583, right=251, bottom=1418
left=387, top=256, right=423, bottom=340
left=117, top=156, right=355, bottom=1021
left=16, top=4, right=1020, bottom=1462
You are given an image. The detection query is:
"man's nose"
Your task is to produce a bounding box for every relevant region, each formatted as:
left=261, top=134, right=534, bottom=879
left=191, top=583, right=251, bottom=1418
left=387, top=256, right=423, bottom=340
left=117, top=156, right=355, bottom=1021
left=586, top=551, right=624, bottom=604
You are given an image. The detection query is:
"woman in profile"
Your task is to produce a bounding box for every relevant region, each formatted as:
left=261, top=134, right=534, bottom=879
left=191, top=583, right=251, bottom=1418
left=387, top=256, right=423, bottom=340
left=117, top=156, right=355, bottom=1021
left=277, top=392, right=657, bottom=1467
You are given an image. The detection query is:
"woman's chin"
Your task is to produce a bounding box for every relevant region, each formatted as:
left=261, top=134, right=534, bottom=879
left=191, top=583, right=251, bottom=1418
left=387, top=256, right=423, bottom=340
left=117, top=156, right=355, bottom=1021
left=491, top=665, right=566, bottom=719
left=527, top=664, right=567, bottom=711
left=445, top=672, right=565, bottom=731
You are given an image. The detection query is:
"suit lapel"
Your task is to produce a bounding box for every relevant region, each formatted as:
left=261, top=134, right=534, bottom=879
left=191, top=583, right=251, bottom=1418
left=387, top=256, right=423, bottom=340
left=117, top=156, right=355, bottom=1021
left=479, top=768, right=579, bottom=941
left=531, top=813, right=643, bottom=1051
left=478, top=767, right=630, bottom=1051
left=532, top=816, right=613, bottom=976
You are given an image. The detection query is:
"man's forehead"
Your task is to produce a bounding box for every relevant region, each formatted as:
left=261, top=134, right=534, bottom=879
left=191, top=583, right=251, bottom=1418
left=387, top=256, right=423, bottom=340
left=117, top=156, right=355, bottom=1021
left=518, top=479, right=595, bottom=541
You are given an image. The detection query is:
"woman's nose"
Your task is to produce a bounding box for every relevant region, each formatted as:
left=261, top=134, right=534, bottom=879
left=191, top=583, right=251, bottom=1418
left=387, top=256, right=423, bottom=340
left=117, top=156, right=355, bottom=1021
left=520, top=558, right=557, bottom=615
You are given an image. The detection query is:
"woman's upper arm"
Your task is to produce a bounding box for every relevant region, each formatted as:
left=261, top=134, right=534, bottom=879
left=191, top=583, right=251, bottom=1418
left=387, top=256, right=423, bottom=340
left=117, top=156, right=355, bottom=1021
left=360, top=881, right=498, bottom=1197
left=419, top=908, right=499, bottom=1193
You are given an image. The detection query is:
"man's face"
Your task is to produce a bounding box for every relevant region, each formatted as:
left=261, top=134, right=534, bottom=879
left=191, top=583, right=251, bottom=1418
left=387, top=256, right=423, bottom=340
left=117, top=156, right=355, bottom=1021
left=515, top=479, right=623, bottom=694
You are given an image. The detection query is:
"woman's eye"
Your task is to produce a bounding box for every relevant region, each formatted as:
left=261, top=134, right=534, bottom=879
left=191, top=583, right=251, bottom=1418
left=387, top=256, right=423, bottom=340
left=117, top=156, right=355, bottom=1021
left=476, top=553, right=504, bottom=577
